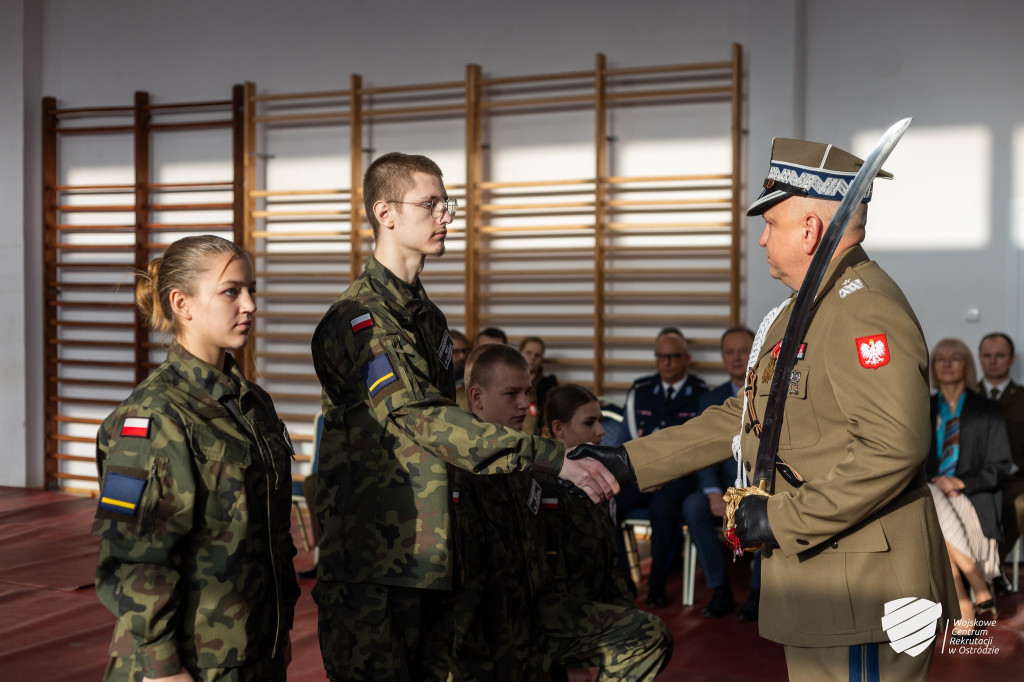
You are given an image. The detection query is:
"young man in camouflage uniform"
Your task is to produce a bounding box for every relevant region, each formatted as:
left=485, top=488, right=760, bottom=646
left=449, top=343, right=672, bottom=681
left=310, top=152, right=620, bottom=681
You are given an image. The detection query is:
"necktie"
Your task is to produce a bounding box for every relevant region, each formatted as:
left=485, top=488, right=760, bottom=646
left=664, top=386, right=674, bottom=404
left=991, top=387, right=1000, bottom=400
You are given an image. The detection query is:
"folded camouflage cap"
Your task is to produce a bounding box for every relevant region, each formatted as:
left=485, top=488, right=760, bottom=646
left=747, top=138, right=893, bottom=216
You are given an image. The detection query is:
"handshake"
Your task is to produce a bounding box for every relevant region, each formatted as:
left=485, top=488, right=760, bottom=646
left=561, top=444, right=777, bottom=551
left=558, top=444, right=636, bottom=503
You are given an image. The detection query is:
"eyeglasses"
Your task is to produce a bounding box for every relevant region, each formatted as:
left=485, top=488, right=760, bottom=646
left=655, top=353, right=685, bottom=362
left=389, top=197, right=458, bottom=219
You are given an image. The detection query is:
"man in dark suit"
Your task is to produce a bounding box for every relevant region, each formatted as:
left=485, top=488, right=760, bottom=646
left=614, top=327, right=707, bottom=609
left=694, top=326, right=762, bottom=621
left=979, top=332, right=1024, bottom=580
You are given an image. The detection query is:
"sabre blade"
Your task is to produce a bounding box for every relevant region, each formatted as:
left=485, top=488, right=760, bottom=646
left=751, top=117, right=913, bottom=489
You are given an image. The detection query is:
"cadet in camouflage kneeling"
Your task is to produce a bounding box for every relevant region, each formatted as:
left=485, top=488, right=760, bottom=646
left=92, top=236, right=300, bottom=681
left=449, top=344, right=672, bottom=681
left=310, top=152, right=623, bottom=681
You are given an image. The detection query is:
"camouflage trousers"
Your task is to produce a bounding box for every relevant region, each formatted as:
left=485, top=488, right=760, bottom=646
left=539, top=595, right=673, bottom=681
left=314, top=580, right=455, bottom=682
left=103, top=654, right=287, bottom=681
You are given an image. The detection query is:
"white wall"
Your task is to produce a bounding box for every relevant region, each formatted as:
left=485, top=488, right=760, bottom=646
left=4, top=0, right=1023, bottom=486
left=1, top=0, right=34, bottom=487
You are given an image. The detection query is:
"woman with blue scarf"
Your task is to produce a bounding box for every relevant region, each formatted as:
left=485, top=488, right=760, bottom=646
left=925, top=338, right=1013, bottom=636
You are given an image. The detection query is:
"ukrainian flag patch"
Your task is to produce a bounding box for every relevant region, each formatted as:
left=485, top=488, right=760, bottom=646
left=361, top=353, right=398, bottom=398
left=98, top=470, right=147, bottom=517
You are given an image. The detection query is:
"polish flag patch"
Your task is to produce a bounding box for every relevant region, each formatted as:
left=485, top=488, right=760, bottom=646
left=350, top=313, right=373, bottom=333
left=856, top=334, right=890, bottom=369
left=120, top=417, right=150, bottom=438
left=541, top=497, right=559, bottom=510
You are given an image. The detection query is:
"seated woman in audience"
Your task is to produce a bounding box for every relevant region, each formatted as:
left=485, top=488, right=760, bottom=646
left=92, top=235, right=299, bottom=681
left=520, top=335, right=558, bottom=435
left=926, top=337, right=1012, bottom=632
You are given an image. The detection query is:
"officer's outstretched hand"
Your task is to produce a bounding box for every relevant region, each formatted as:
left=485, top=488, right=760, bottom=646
left=558, top=456, right=620, bottom=504
left=566, top=444, right=636, bottom=486
left=733, top=494, right=777, bottom=548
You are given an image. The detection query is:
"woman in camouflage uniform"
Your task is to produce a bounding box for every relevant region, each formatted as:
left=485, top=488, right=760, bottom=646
left=541, top=385, right=635, bottom=608
left=92, top=235, right=299, bottom=682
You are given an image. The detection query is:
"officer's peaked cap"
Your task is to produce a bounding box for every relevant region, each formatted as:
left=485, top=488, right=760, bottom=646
left=746, top=138, right=893, bottom=217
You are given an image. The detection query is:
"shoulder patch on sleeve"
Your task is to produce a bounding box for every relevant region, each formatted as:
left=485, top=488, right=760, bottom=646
left=120, top=417, right=150, bottom=438
left=350, top=312, right=374, bottom=333
left=361, top=353, right=399, bottom=398
left=98, top=467, right=148, bottom=517
left=856, top=334, right=890, bottom=369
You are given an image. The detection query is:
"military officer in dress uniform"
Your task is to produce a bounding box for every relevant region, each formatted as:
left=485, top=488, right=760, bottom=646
left=310, top=152, right=619, bottom=681
left=978, top=332, right=1024, bottom=575
left=574, top=138, right=958, bottom=681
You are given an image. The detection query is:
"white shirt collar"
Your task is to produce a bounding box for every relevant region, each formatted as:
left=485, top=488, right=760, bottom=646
left=662, top=376, right=687, bottom=398
left=982, top=379, right=1010, bottom=399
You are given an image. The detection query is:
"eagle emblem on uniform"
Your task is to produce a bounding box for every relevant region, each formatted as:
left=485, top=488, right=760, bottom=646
left=855, top=334, right=890, bottom=369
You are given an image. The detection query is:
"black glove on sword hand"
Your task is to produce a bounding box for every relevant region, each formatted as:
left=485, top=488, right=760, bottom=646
left=566, top=444, right=637, bottom=486
left=733, top=494, right=777, bottom=548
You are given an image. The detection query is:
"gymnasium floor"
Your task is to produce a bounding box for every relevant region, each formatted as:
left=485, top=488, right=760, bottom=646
left=1, top=486, right=1020, bottom=681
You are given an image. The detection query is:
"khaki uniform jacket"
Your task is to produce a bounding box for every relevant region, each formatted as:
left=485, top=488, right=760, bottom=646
left=625, top=245, right=958, bottom=647
left=311, top=257, right=563, bottom=591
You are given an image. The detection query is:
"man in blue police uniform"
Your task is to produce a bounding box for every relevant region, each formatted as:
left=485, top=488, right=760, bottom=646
left=614, top=327, right=709, bottom=609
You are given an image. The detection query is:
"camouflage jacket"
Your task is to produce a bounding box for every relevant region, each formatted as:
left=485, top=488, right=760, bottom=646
left=311, top=256, right=564, bottom=590
left=449, top=469, right=555, bottom=679
left=540, top=476, right=635, bottom=607
left=92, top=344, right=299, bottom=678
